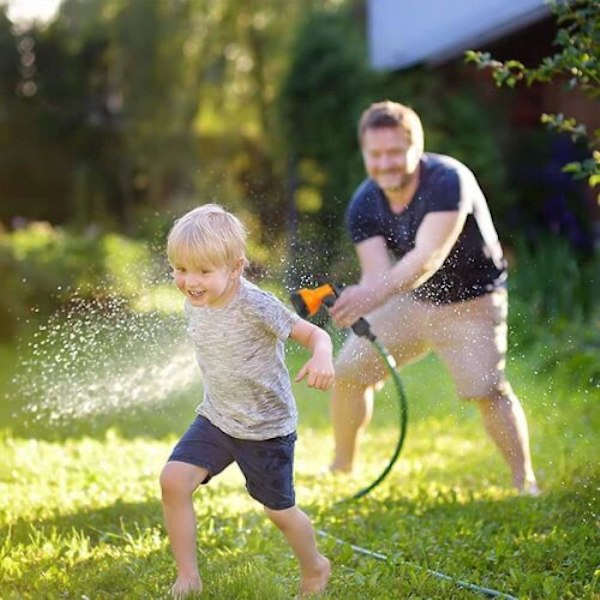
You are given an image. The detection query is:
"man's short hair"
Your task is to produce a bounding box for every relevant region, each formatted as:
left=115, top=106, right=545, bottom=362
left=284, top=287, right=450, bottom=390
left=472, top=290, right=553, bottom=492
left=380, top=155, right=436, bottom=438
left=358, top=100, right=424, bottom=155
left=167, top=203, right=247, bottom=269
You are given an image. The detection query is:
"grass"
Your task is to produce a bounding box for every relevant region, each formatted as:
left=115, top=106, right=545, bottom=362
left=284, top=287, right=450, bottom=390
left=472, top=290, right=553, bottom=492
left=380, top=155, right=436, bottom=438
left=0, top=311, right=598, bottom=599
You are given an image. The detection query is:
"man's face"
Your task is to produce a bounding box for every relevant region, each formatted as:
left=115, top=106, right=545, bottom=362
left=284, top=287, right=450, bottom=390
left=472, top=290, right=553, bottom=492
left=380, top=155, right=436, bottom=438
left=361, top=126, right=421, bottom=193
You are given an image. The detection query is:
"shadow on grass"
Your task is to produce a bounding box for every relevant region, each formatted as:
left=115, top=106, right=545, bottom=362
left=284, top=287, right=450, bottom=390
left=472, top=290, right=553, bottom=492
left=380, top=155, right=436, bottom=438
left=2, top=475, right=598, bottom=599
left=1, top=499, right=164, bottom=545
left=310, top=474, right=599, bottom=599
left=1, top=498, right=300, bottom=599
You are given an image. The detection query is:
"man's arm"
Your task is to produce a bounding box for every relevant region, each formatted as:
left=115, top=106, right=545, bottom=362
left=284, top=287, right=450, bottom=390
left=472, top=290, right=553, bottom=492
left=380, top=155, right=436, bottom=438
left=354, top=236, right=393, bottom=286
left=331, top=210, right=466, bottom=327
left=389, top=209, right=467, bottom=292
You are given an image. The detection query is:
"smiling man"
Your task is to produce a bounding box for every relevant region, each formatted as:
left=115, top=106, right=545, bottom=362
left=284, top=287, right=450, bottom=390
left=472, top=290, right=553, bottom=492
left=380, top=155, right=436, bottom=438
left=329, top=100, right=539, bottom=495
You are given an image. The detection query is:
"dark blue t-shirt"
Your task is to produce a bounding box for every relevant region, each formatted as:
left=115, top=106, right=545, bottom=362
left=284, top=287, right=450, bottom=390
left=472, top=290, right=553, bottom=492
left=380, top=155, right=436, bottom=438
left=347, top=153, right=507, bottom=304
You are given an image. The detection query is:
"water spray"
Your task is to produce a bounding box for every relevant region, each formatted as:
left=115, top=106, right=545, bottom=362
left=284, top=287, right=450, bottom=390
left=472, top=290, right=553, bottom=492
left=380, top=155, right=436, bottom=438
left=290, top=283, right=408, bottom=501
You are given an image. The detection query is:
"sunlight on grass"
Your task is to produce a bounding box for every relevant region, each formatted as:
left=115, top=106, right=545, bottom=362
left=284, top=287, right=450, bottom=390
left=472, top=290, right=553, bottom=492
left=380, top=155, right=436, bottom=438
left=1, top=331, right=598, bottom=598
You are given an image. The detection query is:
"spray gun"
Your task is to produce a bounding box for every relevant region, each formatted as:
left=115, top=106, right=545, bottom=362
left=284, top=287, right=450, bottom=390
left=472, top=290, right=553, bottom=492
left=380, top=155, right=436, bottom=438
left=290, top=283, right=376, bottom=341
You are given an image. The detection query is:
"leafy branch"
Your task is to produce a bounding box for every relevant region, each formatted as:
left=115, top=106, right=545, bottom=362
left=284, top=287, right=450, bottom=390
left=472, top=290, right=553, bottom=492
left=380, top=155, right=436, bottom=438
left=465, top=0, right=600, bottom=190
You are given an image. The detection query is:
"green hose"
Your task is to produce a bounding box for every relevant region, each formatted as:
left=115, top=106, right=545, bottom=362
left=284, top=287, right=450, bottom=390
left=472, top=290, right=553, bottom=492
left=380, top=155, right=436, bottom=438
left=341, top=335, right=409, bottom=502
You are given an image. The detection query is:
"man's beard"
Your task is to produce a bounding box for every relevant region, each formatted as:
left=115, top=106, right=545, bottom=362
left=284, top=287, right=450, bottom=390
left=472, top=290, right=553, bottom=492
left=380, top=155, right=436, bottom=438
left=381, top=169, right=415, bottom=193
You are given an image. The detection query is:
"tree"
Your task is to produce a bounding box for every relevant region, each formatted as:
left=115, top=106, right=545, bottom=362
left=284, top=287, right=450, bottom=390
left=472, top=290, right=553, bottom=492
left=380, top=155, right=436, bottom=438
left=278, top=3, right=371, bottom=279
left=465, top=0, right=599, bottom=192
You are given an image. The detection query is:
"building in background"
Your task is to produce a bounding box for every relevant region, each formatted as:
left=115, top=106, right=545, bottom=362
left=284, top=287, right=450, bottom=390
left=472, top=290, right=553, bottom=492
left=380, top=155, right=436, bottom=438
left=366, top=0, right=600, bottom=248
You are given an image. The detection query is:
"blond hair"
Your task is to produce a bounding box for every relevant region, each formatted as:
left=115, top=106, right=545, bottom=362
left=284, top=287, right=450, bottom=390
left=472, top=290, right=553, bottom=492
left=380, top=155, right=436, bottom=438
left=358, top=100, right=424, bottom=156
left=167, top=203, right=247, bottom=269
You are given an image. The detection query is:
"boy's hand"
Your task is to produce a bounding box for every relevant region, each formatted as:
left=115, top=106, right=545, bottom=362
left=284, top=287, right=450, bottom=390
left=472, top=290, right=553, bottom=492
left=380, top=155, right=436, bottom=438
left=289, top=319, right=335, bottom=390
left=295, top=355, right=335, bottom=390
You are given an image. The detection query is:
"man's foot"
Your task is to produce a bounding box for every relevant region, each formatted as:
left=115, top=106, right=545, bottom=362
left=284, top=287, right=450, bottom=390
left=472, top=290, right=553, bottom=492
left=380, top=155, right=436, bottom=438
left=171, top=575, right=203, bottom=598
left=329, top=461, right=353, bottom=474
left=518, top=480, right=541, bottom=497
left=322, top=465, right=353, bottom=478
left=299, top=556, right=331, bottom=597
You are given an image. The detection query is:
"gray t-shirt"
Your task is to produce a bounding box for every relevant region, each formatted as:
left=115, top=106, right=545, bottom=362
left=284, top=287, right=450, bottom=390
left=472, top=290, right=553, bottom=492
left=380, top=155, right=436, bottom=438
left=184, top=277, right=300, bottom=440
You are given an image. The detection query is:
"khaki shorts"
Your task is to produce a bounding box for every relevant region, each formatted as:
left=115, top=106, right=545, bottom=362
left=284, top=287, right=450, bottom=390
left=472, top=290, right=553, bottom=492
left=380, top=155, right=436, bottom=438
left=335, top=289, right=510, bottom=399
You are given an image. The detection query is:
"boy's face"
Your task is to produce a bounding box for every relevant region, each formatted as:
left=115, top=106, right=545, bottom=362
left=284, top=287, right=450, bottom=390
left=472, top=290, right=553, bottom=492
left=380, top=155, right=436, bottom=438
left=172, top=260, right=242, bottom=308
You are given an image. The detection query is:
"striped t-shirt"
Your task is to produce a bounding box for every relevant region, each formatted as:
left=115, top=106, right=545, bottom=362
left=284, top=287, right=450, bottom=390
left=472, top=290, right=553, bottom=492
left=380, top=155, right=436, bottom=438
left=184, top=277, right=300, bottom=440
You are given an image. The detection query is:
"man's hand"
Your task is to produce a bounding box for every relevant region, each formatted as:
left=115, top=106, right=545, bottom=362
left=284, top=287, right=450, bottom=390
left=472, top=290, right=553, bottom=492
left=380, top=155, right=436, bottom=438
left=330, top=283, right=384, bottom=328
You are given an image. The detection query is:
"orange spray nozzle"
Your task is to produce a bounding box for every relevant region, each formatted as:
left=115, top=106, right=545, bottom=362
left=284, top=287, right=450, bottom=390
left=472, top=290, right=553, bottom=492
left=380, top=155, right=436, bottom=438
left=290, top=284, right=338, bottom=318
left=290, top=282, right=376, bottom=340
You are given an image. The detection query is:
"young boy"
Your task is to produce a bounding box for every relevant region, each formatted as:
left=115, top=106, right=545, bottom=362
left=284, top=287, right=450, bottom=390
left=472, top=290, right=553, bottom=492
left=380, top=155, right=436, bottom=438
left=160, top=203, right=333, bottom=598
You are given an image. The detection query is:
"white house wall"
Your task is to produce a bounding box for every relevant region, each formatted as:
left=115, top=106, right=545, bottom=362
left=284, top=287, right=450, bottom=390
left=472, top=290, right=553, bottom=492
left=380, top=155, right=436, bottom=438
left=368, top=0, right=552, bottom=70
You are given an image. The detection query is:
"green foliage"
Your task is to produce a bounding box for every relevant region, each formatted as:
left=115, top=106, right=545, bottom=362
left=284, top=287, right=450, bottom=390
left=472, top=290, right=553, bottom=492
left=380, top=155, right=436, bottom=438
left=508, top=235, right=600, bottom=385
left=465, top=0, right=600, bottom=187
left=0, top=222, right=160, bottom=340
left=278, top=3, right=372, bottom=278
left=279, top=7, right=368, bottom=165
left=101, top=232, right=156, bottom=297
left=0, top=0, right=312, bottom=243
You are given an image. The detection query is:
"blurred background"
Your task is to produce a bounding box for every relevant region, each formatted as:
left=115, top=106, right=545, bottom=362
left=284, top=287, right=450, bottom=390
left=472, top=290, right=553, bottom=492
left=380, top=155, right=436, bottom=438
left=0, top=0, right=598, bottom=387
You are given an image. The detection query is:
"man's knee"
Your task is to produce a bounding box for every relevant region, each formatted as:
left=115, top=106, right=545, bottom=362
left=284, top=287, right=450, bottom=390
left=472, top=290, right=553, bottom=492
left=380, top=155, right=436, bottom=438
left=335, top=356, right=386, bottom=391
left=460, top=381, right=515, bottom=406
left=334, top=371, right=370, bottom=393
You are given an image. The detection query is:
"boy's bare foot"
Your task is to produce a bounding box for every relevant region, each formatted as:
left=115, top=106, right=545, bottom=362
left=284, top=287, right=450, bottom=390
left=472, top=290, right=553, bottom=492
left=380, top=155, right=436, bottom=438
left=299, top=556, right=331, bottom=597
left=171, top=575, right=203, bottom=598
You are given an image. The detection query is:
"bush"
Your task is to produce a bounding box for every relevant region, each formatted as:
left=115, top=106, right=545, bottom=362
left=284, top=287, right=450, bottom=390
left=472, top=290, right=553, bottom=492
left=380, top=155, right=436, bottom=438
left=0, top=222, right=160, bottom=340
left=508, top=235, right=600, bottom=385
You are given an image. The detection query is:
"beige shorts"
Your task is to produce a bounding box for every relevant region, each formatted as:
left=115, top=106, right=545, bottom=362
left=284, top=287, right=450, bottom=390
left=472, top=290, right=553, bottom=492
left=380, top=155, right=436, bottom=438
left=335, top=289, right=510, bottom=399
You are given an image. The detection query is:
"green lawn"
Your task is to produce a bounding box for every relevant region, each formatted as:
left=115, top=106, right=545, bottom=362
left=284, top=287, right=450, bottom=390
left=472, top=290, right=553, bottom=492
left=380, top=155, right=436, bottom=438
left=0, top=311, right=598, bottom=599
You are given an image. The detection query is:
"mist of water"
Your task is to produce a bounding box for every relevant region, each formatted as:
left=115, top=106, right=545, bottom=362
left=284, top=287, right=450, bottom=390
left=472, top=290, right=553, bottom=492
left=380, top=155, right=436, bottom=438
left=8, top=251, right=342, bottom=426
left=12, top=295, right=198, bottom=424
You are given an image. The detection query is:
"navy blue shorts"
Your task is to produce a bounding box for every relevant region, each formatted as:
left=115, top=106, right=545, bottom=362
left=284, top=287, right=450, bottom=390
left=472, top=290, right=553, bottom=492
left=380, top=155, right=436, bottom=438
left=168, top=415, right=297, bottom=510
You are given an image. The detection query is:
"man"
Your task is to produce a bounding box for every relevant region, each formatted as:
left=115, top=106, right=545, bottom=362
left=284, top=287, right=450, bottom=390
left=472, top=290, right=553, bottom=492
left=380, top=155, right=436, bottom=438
left=329, top=100, right=539, bottom=495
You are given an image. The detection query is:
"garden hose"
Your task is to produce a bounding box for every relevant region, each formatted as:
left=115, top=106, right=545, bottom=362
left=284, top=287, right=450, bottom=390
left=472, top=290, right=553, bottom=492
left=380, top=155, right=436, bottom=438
left=343, top=335, right=408, bottom=501
left=290, top=284, right=408, bottom=501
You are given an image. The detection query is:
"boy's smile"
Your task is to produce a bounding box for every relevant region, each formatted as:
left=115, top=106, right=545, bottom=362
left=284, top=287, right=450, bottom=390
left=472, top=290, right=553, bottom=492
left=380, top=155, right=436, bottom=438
left=173, top=262, right=242, bottom=308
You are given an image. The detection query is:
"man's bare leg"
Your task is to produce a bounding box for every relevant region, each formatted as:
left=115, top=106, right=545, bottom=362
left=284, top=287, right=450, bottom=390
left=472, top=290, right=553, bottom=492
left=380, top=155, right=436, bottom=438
left=330, top=380, right=374, bottom=473
left=475, top=389, right=539, bottom=494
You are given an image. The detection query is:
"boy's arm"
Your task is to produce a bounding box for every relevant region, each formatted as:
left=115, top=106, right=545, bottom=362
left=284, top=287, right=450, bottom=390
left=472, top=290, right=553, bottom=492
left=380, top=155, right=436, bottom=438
left=289, top=319, right=335, bottom=391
